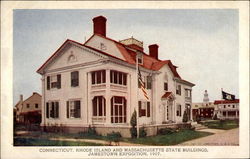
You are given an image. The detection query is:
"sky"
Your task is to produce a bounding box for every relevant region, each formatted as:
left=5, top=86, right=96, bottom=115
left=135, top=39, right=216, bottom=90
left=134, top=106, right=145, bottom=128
left=13, top=9, right=239, bottom=104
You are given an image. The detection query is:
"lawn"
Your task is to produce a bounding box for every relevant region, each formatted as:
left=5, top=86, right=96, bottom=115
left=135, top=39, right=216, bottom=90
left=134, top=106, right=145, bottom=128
left=201, top=120, right=239, bottom=130
left=14, top=137, right=104, bottom=146
left=123, top=129, right=213, bottom=146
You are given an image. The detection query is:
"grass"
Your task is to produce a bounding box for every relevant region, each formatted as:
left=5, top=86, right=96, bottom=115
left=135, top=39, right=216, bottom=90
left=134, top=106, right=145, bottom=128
left=201, top=120, right=239, bottom=130
left=14, top=137, right=104, bottom=146
left=123, top=129, right=213, bottom=146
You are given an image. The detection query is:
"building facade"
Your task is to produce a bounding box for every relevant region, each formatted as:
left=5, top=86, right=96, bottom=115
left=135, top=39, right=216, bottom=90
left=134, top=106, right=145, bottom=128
left=192, top=90, right=215, bottom=120
left=37, top=16, right=195, bottom=137
left=14, top=92, right=42, bottom=124
left=214, top=99, right=239, bottom=120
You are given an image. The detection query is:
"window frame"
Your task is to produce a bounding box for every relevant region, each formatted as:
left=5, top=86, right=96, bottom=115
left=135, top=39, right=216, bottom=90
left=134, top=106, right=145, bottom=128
left=92, top=96, right=106, bottom=117
left=110, top=70, right=127, bottom=86
left=67, top=100, right=81, bottom=119
left=91, top=70, right=106, bottom=85
left=71, top=71, right=79, bottom=87
left=46, top=101, right=59, bottom=119
left=139, top=101, right=150, bottom=117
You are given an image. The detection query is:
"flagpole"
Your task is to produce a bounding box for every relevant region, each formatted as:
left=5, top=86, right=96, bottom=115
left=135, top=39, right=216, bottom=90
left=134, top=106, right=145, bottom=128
left=136, top=53, right=139, bottom=138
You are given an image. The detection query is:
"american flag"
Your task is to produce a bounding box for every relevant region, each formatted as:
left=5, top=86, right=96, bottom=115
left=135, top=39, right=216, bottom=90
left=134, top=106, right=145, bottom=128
left=138, top=66, right=149, bottom=100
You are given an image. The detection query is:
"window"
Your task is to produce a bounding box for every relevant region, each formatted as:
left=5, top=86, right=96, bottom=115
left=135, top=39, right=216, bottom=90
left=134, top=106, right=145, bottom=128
left=46, top=101, right=59, bottom=118
left=233, top=105, right=235, bottom=108
left=67, top=100, right=81, bottom=118
left=138, top=101, right=150, bottom=117
left=146, top=76, right=152, bottom=89
left=176, top=84, right=181, bottom=95
left=164, top=82, right=168, bottom=91
left=185, top=89, right=191, bottom=98
left=47, top=74, right=61, bottom=90
left=111, top=96, right=126, bottom=123
left=224, top=105, right=226, bottom=108
left=92, top=96, right=106, bottom=117
left=176, top=105, right=182, bottom=116
left=26, top=104, right=30, bottom=108
left=228, top=105, right=230, bottom=107
left=138, top=53, right=143, bottom=64
left=71, top=71, right=79, bottom=87
left=35, top=104, right=38, bottom=108
left=110, top=70, right=127, bottom=85
left=91, top=70, right=106, bottom=85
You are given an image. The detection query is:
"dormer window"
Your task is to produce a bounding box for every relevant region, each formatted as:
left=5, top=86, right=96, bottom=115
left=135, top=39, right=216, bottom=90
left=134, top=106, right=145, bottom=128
left=137, top=53, right=143, bottom=65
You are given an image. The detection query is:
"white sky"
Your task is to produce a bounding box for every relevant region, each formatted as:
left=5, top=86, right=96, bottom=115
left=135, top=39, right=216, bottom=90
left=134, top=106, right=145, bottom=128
left=13, top=9, right=239, bottom=104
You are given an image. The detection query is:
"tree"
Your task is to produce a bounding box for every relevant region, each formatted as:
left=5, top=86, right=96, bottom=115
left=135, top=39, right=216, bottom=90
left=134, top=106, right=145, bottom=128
left=182, top=110, right=188, bottom=123
left=130, top=110, right=137, bottom=138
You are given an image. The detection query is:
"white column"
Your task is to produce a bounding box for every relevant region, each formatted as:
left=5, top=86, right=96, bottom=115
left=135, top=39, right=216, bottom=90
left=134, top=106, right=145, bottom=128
left=127, top=74, right=131, bottom=124
left=87, top=72, right=92, bottom=124
left=41, top=76, right=45, bottom=126
left=105, top=69, right=111, bottom=124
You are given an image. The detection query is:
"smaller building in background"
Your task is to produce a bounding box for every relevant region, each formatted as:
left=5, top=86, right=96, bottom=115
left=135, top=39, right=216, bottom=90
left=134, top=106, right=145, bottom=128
left=214, top=99, right=239, bottom=120
left=14, top=92, right=42, bottom=124
left=192, top=90, right=215, bottom=120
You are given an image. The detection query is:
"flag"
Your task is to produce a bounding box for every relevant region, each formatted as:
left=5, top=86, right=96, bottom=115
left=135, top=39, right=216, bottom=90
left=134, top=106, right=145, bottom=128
left=138, top=66, right=149, bottom=100
left=222, top=91, right=235, bottom=100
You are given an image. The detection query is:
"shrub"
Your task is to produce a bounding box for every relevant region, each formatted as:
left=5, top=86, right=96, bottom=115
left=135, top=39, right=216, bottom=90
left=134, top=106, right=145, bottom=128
left=182, top=110, right=188, bottom=123
left=212, top=113, right=218, bottom=120
left=196, top=115, right=201, bottom=123
left=139, top=127, right=147, bottom=138
left=107, top=132, right=122, bottom=145
left=157, top=128, right=176, bottom=135
left=130, top=110, right=137, bottom=138
left=87, top=125, right=97, bottom=135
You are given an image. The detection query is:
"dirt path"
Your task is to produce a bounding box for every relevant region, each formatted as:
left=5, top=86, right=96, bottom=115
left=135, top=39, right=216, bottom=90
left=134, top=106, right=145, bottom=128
left=178, top=128, right=239, bottom=146
left=49, top=137, right=143, bottom=146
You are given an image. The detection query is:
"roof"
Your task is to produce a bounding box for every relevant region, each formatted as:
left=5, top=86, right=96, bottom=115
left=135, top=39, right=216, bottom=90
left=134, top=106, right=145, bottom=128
left=85, top=34, right=182, bottom=78
left=37, top=33, right=194, bottom=86
left=214, top=99, right=239, bottom=104
left=161, top=92, right=173, bottom=99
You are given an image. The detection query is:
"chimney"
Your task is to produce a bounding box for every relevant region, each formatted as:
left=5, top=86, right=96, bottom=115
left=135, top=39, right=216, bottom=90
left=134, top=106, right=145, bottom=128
left=92, top=16, right=107, bottom=37
left=149, top=44, right=159, bottom=59
left=20, top=94, right=23, bottom=102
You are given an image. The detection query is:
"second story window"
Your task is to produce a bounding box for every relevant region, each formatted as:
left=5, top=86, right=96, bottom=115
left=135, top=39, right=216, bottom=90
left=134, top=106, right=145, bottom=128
left=110, top=70, right=127, bottom=86
left=71, top=71, right=79, bottom=87
left=146, top=76, right=152, bottom=89
left=91, top=70, right=106, bottom=85
left=35, top=103, right=38, bottom=108
left=185, top=89, right=191, bottom=98
left=164, top=82, right=168, bottom=91
left=47, top=74, right=61, bottom=90
left=26, top=104, right=30, bottom=108
left=176, top=84, right=181, bottom=95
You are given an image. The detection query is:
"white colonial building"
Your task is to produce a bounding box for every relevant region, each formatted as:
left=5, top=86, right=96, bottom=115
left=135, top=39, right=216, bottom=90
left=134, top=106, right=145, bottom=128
left=214, top=99, right=239, bottom=120
left=37, top=16, right=195, bottom=137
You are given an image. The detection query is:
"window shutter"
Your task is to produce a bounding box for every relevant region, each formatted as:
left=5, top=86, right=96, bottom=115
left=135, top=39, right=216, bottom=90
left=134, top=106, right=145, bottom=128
left=55, top=102, right=59, bottom=118
left=66, top=101, right=69, bottom=118
left=46, top=102, right=49, bottom=118
left=147, top=102, right=150, bottom=117
left=138, top=101, right=142, bottom=117
left=51, top=102, right=55, bottom=118
left=47, top=76, right=50, bottom=90
left=180, top=105, right=182, bottom=116
left=75, top=100, right=81, bottom=118
left=57, top=74, right=61, bottom=89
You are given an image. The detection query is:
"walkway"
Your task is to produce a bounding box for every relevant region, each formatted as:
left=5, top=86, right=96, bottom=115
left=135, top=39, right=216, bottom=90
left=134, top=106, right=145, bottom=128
left=49, top=137, right=143, bottom=146
left=178, top=128, right=239, bottom=146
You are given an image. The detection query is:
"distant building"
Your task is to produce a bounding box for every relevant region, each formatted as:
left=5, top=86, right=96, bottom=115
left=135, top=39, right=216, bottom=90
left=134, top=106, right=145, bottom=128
left=192, top=90, right=215, bottom=120
left=214, top=99, right=239, bottom=120
left=14, top=92, right=42, bottom=124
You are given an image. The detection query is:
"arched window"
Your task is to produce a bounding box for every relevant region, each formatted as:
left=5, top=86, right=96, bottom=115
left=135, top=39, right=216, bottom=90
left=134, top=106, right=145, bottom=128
left=92, top=96, right=106, bottom=117
left=111, top=96, right=126, bottom=123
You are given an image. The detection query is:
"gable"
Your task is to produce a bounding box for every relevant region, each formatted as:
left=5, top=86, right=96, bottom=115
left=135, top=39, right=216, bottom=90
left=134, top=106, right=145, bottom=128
left=45, top=42, right=105, bottom=71
left=85, top=34, right=125, bottom=60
